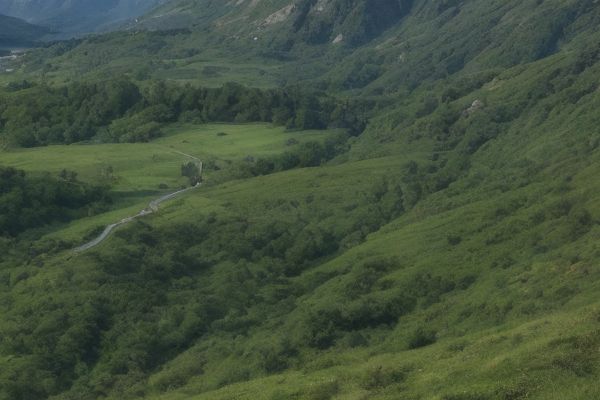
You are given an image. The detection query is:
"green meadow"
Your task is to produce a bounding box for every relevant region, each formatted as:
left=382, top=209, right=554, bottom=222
left=0, top=123, right=335, bottom=190
left=0, top=123, right=337, bottom=246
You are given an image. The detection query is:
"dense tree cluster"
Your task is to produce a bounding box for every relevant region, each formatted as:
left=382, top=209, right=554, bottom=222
left=0, top=166, right=110, bottom=236
left=0, top=80, right=366, bottom=147
left=0, top=163, right=427, bottom=399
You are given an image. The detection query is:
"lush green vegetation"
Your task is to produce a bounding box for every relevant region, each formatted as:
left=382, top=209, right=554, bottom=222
left=0, top=166, right=109, bottom=237
left=0, top=79, right=364, bottom=147
left=1, top=0, right=600, bottom=399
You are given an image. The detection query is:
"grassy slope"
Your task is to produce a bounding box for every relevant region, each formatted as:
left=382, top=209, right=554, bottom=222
left=0, top=32, right=287, bottom=87
left=106, top=29, right=600, bottom=399
left=0, top=123, right=332, bottom=189
left=132, top=49, right=600, bottom=398
left=46, top=118, right=599, bottom=400
left=1, top=1, right=600, bottom=399
left=10, top=54, right=597, bottom=395
left=7, top=0, right=599, bottom=96
left=0, top=123, right=336, bottom=245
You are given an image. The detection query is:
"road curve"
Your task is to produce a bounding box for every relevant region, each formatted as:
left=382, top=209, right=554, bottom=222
left=74, top=150, right=203, bottom=253
left=74, top=183, right=200, bottom=253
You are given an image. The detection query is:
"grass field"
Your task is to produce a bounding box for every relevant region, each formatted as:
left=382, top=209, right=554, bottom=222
left=154, top=56, right=286, bottom=88
left=0, top=123, right=337, bottom=247
left=0, top=123, right=336, bottom=191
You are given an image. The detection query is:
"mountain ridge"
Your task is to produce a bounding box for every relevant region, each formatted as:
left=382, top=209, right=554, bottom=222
left=0, top=13, right=48, bottom=47
left=0, top=0, right=168, bottom=34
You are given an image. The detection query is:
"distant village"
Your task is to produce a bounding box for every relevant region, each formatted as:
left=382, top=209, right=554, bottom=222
left=0, top=49, right=24, bottom=73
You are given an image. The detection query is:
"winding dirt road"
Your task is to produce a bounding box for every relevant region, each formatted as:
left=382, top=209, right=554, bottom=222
left=74, top=150, right=202, bottom=253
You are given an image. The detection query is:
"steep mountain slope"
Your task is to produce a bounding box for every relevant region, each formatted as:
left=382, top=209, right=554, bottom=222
left=26, top=0, right=599, bottom=89
left=1, top=1, right=600, bottom=400
left=0, top=13, right=47, bottom=47
left=141, top=0, right=414, bottom=47
left=0, top=0, right=167, bottom=34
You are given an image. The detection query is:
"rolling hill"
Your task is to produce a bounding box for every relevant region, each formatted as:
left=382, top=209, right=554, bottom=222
left=1, top=1, right=600, bottom=400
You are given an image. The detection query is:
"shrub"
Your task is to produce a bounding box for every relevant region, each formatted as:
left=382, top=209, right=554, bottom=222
left=181, top=162, right=201, bottom=185
left=549, top=331, right=600, bottom=377
left=442, top=393, right=490, bottom=400
left=408, top=327, right=437, bottom=349
left=340, top=331, right=368, bottom=348
left=447, top=235, right=462, bottom=246
left=305, top=380, right=339, bottom=400
left=360, top=365, right=408, bottom=390
left=567, top=207, right=593, bottom=238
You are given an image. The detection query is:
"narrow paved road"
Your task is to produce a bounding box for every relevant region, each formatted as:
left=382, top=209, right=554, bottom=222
left=74, top=183, right=201, bottom=253
left=170, top=149, right=203, bottom=164
left=74, top=149, right=203, bottom=253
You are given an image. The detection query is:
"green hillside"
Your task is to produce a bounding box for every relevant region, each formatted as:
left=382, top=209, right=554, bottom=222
left=1, top=1, right=600, bottom=400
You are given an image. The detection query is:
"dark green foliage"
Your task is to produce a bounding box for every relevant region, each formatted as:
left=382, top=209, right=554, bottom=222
left=181, top=162, right=201, bottom=185
left=407, top=327, right=437, bottom=349
left=360, top=365, right=408, bottom=390
left=447, top=235, right=462, bottom=246
left=0, top=79, right=142, bottom=146
left=0, top=80, right=363, bottom=147
left=305, top=380, right=339, bottom=400
left=3, top=0, right=600, bottom=399
left=248, top=133, right=349, bottom=177
left=0, top=161, right=420, bottom=398
left=442, top=394, right=490, bottom=400
left=0, top=166, right=110, bottom=237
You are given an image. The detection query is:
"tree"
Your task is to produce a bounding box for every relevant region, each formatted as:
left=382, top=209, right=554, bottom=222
left=181, top=162, right=201, bottom=185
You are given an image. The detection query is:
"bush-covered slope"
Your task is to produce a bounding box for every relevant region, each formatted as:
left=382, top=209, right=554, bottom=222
left=13, top=0, right=600, bottom=91
left=2, top=43, right=600, bottom=399
left=1, top=0, right=600, bottom=399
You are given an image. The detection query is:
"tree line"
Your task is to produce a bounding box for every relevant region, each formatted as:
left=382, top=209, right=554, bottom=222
left=0, top=79, right=367, bottom=147
left=0, top=166, right=111, bottom=237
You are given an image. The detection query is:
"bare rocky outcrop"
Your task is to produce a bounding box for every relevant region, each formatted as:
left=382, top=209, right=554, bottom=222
left=463, top=99, right=485, bottom=116
left=262, top=4, right=295, bottom=26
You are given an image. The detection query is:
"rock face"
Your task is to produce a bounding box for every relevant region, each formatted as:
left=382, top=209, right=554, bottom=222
left=143, top=0, right=415, bottom=49
left=265, top=0, right=415, bottom=48
left=0, top=0, right=166, bottom=34
left=463, top=99, right=485, bottom=116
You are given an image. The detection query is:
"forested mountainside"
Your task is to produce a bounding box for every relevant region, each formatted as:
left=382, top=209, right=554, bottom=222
left=1, top=1, right=600, bottom=400
left=0, top=0, right=166, bottom=33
